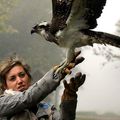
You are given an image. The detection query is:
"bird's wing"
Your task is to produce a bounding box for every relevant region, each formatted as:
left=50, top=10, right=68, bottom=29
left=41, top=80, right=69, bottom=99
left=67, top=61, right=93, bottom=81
left=49, top=0, right=74, bottom=35
left=67, top=0, right=107, bottom=30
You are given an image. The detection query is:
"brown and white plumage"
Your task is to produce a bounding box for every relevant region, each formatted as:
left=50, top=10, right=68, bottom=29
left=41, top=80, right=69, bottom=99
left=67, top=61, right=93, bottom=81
left=31, top=0, right=120, bottom=73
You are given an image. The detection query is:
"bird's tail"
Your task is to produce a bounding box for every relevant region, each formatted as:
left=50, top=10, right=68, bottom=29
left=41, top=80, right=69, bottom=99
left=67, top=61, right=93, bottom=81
left=82, top=30, right=120, bottom=47
left=95, top=31, right=120, bottom=47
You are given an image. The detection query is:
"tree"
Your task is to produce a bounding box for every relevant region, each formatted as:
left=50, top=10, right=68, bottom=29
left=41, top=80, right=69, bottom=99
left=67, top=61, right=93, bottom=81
left=0, top=0, right=19, bottom=33
left=0, top=0, right=64, bottom=73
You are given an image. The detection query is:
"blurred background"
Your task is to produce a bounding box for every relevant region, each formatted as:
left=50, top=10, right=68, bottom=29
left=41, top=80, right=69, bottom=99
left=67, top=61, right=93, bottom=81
left=0, top=0, right=120, bottom=119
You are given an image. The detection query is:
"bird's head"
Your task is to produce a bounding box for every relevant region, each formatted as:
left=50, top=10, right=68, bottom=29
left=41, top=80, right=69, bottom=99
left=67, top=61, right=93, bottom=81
left=31, top=21, right=50, bottom=35
left=31, top=21, right=59, bottom=45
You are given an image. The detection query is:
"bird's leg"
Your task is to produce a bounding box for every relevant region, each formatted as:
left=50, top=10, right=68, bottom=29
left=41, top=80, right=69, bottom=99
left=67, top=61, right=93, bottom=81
left=54, top=47, right=75, bottom=76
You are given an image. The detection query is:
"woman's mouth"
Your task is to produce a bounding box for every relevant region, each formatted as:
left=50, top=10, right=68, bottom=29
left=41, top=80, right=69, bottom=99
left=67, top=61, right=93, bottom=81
left=17, top=85, right=26, bottom=91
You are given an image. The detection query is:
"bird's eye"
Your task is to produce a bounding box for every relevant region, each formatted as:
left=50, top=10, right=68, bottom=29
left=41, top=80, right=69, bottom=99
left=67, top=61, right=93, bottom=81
left=33, top=25, right=38, bottom=29
left=39, top=25, right=45, bottom=28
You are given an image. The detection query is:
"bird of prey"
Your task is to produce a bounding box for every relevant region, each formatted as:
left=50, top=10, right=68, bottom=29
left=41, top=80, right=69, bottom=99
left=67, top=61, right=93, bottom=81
left=31, top=0, right=120, bottom=74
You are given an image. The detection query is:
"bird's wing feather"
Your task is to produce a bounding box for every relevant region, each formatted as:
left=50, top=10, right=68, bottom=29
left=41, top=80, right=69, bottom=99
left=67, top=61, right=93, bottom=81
left=50, top=0, right=74, bottom=34
left=67, top=0, right=106, bottom=30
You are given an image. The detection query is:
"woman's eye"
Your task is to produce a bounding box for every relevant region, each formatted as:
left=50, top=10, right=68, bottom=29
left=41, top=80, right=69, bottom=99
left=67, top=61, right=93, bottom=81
left=19, top=72, right=26, bottom=78
left=9, top=76, right=16, bottom=81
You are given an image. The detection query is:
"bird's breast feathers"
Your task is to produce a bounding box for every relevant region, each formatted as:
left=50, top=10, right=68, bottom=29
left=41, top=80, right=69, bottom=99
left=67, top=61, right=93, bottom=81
left=56, top=28, right=91, bottom=48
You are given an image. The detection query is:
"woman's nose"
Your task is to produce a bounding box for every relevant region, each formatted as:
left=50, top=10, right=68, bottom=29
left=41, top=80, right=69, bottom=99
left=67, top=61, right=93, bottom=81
left=17, top=76, right=23, bottom=83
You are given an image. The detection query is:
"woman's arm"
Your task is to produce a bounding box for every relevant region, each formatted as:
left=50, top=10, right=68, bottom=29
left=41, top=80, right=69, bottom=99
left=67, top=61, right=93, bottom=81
left=0, top=69, right=62, bottom=117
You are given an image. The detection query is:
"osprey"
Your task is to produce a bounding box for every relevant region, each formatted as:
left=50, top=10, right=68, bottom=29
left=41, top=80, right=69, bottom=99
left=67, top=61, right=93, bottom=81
left=31, top=0, right=120, bottom=74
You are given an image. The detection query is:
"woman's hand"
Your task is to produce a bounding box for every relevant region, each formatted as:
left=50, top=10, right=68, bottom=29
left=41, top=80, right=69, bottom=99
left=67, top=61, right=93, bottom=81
left=61, top=72, right=86, bottom=101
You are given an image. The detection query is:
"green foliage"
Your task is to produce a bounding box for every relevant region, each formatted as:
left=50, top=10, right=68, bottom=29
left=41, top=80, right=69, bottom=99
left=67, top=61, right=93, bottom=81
left=0, top=0, right=64, bottom=77
left=0, top=0, right=19, bottom=33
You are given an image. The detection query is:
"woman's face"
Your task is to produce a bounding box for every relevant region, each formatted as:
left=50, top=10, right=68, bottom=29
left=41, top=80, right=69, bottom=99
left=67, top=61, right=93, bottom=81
left=4, top=65, right=31, bottom=92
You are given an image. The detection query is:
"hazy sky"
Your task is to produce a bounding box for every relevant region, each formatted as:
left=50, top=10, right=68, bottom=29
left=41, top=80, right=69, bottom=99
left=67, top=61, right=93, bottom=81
left=75, top=0, right=120, bottom=115
left=96, top=0, right=120, bottom=34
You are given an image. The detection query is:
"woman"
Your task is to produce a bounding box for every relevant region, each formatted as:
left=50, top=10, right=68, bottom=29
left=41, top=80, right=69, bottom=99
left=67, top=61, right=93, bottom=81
left=0, top=51, right=86, bottom=120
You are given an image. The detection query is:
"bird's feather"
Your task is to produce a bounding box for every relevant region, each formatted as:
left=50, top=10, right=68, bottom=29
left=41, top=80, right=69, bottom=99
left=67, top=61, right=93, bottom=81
left=67, top=0, right=106, bottom=30
left=50, top=0, right=74, bottom=35
left=31, top=0, right=120, bottom=74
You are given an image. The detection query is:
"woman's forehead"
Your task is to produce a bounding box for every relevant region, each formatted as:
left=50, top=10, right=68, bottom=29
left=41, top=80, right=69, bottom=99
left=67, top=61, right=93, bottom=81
left=6, top=65, right=25, bottom=76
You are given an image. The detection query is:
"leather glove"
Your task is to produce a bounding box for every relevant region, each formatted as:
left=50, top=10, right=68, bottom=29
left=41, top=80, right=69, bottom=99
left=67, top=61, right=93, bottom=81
left=53, top=51, right=85, bottom=80
left=61, top=72, right=86, bottom=101
left=38, top=52, right=84, bottom=90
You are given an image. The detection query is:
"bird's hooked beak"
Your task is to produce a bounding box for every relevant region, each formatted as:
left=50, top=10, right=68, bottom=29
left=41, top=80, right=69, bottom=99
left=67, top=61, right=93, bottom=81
left=31, top=28, right=36, bottom=34
left=31, top=24, right=39, bottom=34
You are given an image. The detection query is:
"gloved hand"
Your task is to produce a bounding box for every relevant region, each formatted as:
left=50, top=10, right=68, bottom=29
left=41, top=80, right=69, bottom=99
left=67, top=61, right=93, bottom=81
left=61, top=72, right=86, bottom=101
left=36, top=51, right=85, bottom=94
left=53, top=51, right=85, bottom=80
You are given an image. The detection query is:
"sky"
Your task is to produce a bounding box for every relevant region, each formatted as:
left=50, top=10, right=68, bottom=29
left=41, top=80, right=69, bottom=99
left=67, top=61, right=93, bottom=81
left=75, top=0, right=120, bottom=115
left=96, top=0, right=120, bottom=34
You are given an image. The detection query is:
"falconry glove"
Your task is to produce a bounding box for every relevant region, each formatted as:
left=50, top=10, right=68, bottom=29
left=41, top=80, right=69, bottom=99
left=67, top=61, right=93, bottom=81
left=53, top=51, right=85, bottom=80
left=61, top=72, right=86, bottom=101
